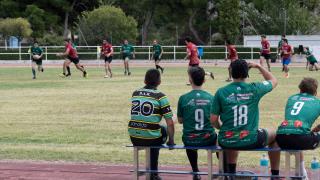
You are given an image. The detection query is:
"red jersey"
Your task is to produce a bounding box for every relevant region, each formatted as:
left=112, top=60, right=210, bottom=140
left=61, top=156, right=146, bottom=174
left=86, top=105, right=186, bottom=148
left=186, top=42, right=200, bottom=65
left=65, top=43, right=78, bottom=58
left=261, top=40, right=270, bottom=54
left=101, top=43, right=113, bottom=56
left=281, top=44, right=292, bottom=59
left=227, top=45, right=238, bottom=61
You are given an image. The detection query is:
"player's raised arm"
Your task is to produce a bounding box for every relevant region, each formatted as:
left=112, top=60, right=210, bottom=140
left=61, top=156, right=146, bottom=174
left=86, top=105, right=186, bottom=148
left=249, top=62, right=278, bottom=88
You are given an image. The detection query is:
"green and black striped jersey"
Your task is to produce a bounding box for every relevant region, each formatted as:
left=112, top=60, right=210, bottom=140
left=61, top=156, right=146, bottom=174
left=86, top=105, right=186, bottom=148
left=128, top=87, right=173, bottom=139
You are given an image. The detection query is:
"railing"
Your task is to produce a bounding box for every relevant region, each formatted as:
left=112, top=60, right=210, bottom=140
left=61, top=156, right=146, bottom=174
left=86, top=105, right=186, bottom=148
left=0, top=45, right=289, bottom=61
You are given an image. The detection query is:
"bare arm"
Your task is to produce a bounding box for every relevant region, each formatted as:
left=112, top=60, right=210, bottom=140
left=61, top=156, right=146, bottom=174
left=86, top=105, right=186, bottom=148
left=177, top=117, right=183, bottom=124
left=165, top=118, right=175, bottom=145
left=210, top=114, right=221, bottom=129
left=249, top=62, right=278, bottom=88
left=312, top=124, right=320, bottom=132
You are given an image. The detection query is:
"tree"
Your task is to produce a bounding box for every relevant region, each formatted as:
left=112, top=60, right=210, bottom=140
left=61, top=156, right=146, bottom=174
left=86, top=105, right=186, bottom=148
left=0, top=18, right=32, bottom=42
left=79, top=6, right=138, bottom=45
left=25, top=5, right=46, bottom=38
left=217, top=0, right=240, bottom=42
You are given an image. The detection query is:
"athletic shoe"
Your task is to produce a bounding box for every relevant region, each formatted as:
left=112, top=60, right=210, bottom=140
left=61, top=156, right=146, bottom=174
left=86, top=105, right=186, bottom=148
left=32, top=77, right=36, bottom=79
left=186, top=83, right=191, bottom=86
left=66, top=73, right=71, bottom=77
left=128, top=72, right=131, bottom=76
left=41, top=68, right=44, bottom=72
left=285, top=73, right=289, bottom=78
left=225, top=78, right=232, bottom=82
left=59, top=73, right=66, bottom=78
left=193, top=175, right=201, bottom=180
left=104, top=75, right=109, bottom=78
left=150, top=174, right=162, bottom=180
left=83, top=71, right=88, bottom=78
left=210, top=72, right=214, bottom=80
left=124, top=71, right=127, bottom=76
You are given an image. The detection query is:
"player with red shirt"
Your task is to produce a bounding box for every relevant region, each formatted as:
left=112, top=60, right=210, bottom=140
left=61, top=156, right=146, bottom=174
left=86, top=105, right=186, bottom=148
left=225, top=40, right=238, bottom=82
left=280, top=39, right=292, bottom=78
left=57, top=39, right=87, bottom=78
left=260, top=35, right=271, bottom=72
left=101, top=39, right=114, bottom=78
left=184, top=37, right=214, bottom=81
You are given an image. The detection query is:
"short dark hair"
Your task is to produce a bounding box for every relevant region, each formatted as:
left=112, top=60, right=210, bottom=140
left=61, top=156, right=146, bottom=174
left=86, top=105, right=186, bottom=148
left=145, top=69, right=161, bottom=87
left=299, top=78, right=318, bottom=95
left=282, top=34, right=286, bottom=38
left=226, top=40, right=233, bottom=45
left=188, top=66, right=205, bottom=86
left=261, top=35, right=266, bottom=38
left=64, top=38, right=71, bottom=42
left=230, top=59, right=249, bottom=79
left=185, top=36, right=192, bottom=43
left=283, top=39, right=288, bottom=43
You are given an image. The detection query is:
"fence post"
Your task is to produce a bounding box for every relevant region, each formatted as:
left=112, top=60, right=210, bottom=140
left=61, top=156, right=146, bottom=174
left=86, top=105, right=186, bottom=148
left=19, top=43, right=21, bottom=61
left=174, top=46, right=176, bottom=61
left=148, top=46, right=151, bottom=60
left=45, top=46, right=48, bottom=61
left=225, top=46, right=228, bottom=59
left=251, top=47, right=253, bottom=60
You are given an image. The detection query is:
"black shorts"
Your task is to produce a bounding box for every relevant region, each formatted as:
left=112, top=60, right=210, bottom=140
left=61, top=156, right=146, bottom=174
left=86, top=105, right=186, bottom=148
left=189, top=64, right=199, bottom=67
left=130, top=126, right=167, bottom=146
left=32, top=58, right=42, bottom=65
left=310, top=61, right=316, bottom=65
left=220, top=128, right=268, bottom=150
left=276, top=133, right=320, bottom=150
left=67, top=56, right=80, bottom=64
left=154, top=55, right=161, bottom=61
left=105, top=56, right=113, bottom=63
left=261, top=53, right=271, bottom=60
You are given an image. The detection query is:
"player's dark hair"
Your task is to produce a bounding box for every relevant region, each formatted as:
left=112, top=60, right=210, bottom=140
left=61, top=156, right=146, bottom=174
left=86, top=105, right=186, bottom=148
left=226, top=40, right=233, bottom=45
left=64, top=38, right=71, bottom=42
left=283, top=39, right=288, bottom=43
left=230, top=59, right=249, bottom=79
left=185, top=37, right=192, bottom=43
left=144, top=69, right=161, bottom=88
left=188, top=66, right=205, bottom=86
left=282, top=34, right=286, bottom=38
left=261, top=35, right=266, bottom=38
left=299, top=78, right=318, bottom=95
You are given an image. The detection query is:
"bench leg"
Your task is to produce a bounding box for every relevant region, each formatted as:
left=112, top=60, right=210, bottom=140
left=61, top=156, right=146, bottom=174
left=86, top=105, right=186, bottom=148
left=208, top=150, right=212, bottom=180
left=134, top=147, right=139, bottom=180
left=285, top=152, right=291, bottom=180
left=145, top=148, right=151, bottom=180
left=294, top=152, right=302, bottom=178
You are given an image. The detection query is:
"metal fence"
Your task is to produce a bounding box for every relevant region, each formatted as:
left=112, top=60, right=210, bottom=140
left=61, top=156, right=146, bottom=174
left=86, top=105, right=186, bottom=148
left=0, top=45, right=283, bottom=61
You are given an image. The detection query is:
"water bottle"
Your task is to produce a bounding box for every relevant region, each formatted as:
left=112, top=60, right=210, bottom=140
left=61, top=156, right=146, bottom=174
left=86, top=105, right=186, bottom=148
left=311, top=157, right=319, bottom=180
left=260, top=154, right=269, bottom=179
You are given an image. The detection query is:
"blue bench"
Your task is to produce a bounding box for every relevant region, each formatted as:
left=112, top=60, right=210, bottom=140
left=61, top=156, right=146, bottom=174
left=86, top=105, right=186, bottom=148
left=127, top=145, right=305, bottom=180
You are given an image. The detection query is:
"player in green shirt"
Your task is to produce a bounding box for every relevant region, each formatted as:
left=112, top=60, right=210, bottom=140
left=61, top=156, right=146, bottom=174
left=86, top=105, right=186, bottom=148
left=121, top=39, right=135, bottom=76
left=30, top=42, right=44, bottom=79
left=211, top=59, right=280, bottom=176
left=177, top=66, right=216, bottom=180
left=128, top=69, right=175, bottom=180
left=304, top=47, right=319, bottom=71
left=151, top=39, right=164, bottom=73
left=276, top=78, right=320, bottom=177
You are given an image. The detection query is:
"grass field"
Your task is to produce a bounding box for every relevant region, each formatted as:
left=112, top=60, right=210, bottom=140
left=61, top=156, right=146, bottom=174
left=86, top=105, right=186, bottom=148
left=0, top=64, right=319, bottom=169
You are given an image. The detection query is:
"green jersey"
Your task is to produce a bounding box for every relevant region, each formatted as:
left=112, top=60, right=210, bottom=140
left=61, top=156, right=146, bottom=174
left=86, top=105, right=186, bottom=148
left=212, top=81, right=273, bottom=148
left=153, top=44, right=162, bottom=56
left=305, top=49, right=317, bottom=63
left=31, top=46, right=43, bottom=55
left=121, top=44, right=134, bottom=57
left=177, top=90, right=216, bottom=146
left=128, top=88, right=173, bottom=140
left=277, top=93, right=320, bottom=135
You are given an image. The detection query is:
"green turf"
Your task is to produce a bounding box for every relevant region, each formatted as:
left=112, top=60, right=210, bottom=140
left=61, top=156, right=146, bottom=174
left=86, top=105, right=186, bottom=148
left=0, top=65, right=319, bottom=169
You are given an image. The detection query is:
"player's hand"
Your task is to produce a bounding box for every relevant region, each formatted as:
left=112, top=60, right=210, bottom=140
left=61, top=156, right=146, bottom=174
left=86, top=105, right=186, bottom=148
left=248, top=62, right=261, bottom=69
left=56, top=53, right=62, bottom=57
